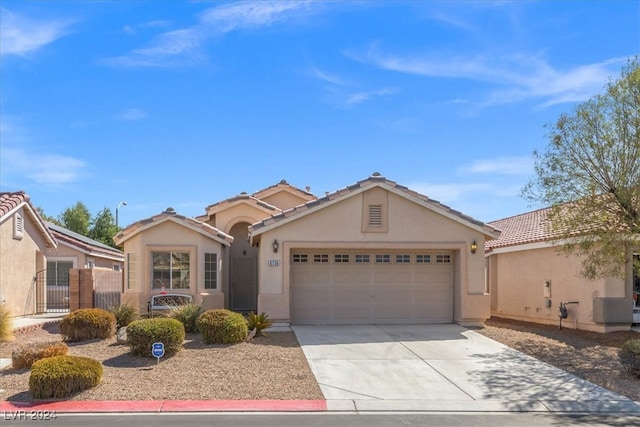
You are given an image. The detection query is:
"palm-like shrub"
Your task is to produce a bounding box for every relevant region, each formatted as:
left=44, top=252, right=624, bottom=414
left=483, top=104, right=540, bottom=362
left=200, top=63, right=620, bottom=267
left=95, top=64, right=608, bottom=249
left=197, top=309, right=248, bottom=345
left=59, top=308, right=116, bottom=342
left=108, top=303, right=139, bottom=330
left=126, top=317, right=185, bottom=357
left=29, top=355, right=103, bottom=399
left=169, top=302, right=204, bottom=333
left=245, top=312, right=273, bottom=337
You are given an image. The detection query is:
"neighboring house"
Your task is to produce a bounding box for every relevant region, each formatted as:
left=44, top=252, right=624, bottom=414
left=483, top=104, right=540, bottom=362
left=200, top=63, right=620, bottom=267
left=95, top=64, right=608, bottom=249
left=116, top=174, right=500, bottom=326
left=486, top=207, right=639, bottom=333
left=0, top=191, right=57, bottom=316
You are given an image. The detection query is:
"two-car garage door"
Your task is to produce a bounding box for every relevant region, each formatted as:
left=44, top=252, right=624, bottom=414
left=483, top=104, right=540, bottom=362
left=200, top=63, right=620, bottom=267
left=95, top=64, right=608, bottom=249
left=290, top=250, right=454, bottom=324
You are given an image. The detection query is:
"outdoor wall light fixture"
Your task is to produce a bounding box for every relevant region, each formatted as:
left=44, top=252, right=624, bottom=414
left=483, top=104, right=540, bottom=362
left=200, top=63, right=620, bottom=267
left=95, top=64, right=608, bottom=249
left=470, top=240, right=478, bottom=254
left=272, top=239, right=279, bottom=253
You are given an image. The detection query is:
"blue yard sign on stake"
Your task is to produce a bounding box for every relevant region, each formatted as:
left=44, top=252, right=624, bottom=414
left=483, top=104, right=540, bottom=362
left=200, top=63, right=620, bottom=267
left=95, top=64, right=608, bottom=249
left=152, top=342, right=165, bottom=365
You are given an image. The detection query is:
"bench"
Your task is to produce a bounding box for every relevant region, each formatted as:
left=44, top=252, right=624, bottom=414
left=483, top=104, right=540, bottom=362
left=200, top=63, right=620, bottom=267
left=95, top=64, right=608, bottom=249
left=148, top=293, right=193, bottom=317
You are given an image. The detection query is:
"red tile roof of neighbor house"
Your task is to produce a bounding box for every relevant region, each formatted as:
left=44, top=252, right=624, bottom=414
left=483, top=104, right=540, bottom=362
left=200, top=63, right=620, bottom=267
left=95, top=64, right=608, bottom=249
left=249, top=173, right=500, bottom=238
left=0, top=191, right=30, bottom=218
left=0, top=191, right=58, bottom=248
left=485, top=207, right=554, bottom=252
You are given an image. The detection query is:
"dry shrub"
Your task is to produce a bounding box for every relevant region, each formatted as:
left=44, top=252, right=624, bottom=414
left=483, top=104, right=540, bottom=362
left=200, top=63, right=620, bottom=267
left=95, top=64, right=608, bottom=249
left=12, top=340, right=68, bottom=369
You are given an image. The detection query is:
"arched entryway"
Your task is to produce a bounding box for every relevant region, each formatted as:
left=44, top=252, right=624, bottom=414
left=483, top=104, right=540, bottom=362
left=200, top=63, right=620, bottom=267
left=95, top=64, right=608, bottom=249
left=229, top=222, right=258, bottom=312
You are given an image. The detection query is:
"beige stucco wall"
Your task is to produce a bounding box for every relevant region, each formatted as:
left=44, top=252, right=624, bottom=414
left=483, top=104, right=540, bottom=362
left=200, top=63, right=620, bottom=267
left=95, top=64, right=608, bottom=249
left=488, top=245, right=627, bottom=332
left=122, top=220, right=227, bottom=314
left=260, top=191, right=308, bottom=211
left=0, top=208, right=48, bottom=316
left=208, top=203, right=273, bottom=234
left=254, top=189, right=489, bottom=325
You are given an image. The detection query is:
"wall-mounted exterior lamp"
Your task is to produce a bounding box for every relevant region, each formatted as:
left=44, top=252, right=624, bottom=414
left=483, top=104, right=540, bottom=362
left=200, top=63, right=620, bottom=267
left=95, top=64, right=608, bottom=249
left=470, top=240, right=478, bottom=254
left=272, top=239, right=279, bottom=253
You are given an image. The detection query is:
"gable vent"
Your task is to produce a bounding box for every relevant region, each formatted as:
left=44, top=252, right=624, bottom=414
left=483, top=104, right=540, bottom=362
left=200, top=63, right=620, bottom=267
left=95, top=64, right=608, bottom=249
left=13, top=212, right=24, bottom=240
left=368, top=205, right=383, bottom=227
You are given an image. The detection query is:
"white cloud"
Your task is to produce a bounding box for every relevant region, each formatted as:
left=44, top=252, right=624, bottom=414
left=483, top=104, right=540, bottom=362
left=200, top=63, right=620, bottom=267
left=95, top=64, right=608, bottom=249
left=352, top=44, right=628, bottom=108
left=1, top=146, right=86, bottom=186
left=0, top=8, right=74, bottom=57
left=103, top=1, right=317, bottom=68
left=309, top=67, right=346, bottom=86
left=114, top=108, right=149, bottom=121
left=408, top=182, right=492, bottom=203
left=345, top=87, right=398, bottom=106
left=466, top=156, right=533, bottom=176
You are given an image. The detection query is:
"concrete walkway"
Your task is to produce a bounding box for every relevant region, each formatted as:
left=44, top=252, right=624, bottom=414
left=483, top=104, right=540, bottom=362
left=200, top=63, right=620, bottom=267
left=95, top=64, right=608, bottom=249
left=293, top=324, right=640, bottom=413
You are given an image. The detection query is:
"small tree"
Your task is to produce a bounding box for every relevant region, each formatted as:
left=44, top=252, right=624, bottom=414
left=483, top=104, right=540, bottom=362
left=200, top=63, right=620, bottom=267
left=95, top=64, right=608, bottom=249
left=89, top=207, right=118, bottom=247
left=58, top=201, right=91, bottom=236
left=522, top=58, right=639, bottom=295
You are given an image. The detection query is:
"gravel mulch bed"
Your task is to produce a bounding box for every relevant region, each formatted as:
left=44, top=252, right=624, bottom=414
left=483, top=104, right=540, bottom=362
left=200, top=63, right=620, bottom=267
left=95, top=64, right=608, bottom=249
left=0, top=322, right=323, bottom=402
left=2, top=317, right=639, bottom=403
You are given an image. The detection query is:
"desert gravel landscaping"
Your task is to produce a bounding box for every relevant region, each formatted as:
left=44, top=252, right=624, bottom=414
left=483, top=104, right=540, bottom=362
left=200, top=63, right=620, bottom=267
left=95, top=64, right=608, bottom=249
left=1, top=317, right=639, bottom=403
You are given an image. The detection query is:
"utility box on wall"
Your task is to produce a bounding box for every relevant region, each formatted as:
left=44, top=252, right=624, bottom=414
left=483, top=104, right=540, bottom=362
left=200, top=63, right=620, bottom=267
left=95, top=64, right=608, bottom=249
left=543, top=280, right=551, bottom=298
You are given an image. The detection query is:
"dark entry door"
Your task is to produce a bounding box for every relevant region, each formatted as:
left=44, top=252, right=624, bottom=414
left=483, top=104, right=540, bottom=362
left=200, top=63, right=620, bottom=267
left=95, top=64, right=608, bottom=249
left=230, top=257, right=257, bottom=312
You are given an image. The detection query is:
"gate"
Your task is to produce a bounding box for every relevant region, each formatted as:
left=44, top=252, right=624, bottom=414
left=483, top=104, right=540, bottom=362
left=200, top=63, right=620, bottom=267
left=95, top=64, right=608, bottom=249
left=35, top=269, right=70, bottom=313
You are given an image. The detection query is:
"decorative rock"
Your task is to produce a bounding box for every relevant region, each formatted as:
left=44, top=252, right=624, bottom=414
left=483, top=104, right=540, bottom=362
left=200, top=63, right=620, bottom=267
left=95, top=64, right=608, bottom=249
left=116, top=326, right=128, bottom=344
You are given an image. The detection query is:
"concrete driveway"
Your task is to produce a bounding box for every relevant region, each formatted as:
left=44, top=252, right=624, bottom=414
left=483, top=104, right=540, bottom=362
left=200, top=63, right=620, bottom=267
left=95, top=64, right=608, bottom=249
left=292, top=324, right=640, bottom=413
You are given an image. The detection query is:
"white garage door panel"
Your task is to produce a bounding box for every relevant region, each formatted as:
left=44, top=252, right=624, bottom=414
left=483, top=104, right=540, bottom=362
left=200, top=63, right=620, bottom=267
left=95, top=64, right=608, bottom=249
left=290, top=250, right=454, bottom=324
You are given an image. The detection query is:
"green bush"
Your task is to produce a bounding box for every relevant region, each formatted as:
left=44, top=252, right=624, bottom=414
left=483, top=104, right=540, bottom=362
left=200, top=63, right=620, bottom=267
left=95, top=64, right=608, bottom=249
left=197, top=309, right=248, bottom=345
left=29, top=355, right=103, bottom=399
left=108, top=303, right=139, bottom=330
left=0, top=303, right=14, bottom=343
left=169, top=302, right=204, bottom=333
left=126, top=317, right=185, bottom=357
left=59, top=308, right=116, bottom=342
left=12, top=340, right=68, bottom=370
left=245, top=312, right=273, bottom=337
left=619, top=338, right=640, bottom=378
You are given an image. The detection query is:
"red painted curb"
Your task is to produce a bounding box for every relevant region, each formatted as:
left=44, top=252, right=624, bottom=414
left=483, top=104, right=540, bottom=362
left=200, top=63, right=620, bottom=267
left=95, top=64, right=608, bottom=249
left=0, top=400, right=327, bottom=413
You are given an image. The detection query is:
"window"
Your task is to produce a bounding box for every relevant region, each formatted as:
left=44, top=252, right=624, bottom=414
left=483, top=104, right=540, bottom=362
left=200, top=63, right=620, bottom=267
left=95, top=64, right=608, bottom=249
left=436, top=254, right=451, bottom=264
left=13, top=212, right=24, bottom=240
left=313, top=254, right=329, bottom=263
left=368, top=205, right=383, bottom=227
left=127, top=253, right=137, bottom=290
left=416, top=254, right=431, bottom=264
left=334, top=254, right=350, bottom=263
left=113, top=264, right=121, bottom=272
left=375, top=254, right=391, bottom=264
left=355, top=254, right=370, bottom=264
left=395, top=254, right=411, bottom=264
left=204, top=253, right=217, bottom=290
left=46, top=260, right=73, bottom=287
left=152, top=251, right=190, bottom=289
left=292, top=254, right=308, bottom=263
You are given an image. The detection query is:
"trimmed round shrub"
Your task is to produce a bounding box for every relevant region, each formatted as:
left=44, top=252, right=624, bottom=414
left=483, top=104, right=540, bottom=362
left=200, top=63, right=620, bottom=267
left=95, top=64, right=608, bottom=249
left=126, top=317, right=185, bottom=357
left=108, top=303, right=139, bottom=330
left=29, top=355, right=103, bottom=399
left=12, top=340, right=68, bottom=370
left=59, top=308, right=116, bottom=342
left=619, top=338, right=640, bottom=378
left=169, top=302, right=204, bottom=333
left=197, top=309, right=248, bottom=345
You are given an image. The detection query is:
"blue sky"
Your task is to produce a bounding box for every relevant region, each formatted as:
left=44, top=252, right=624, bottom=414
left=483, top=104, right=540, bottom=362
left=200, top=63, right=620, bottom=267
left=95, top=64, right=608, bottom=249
left=1, top=1, right=638, bottom=228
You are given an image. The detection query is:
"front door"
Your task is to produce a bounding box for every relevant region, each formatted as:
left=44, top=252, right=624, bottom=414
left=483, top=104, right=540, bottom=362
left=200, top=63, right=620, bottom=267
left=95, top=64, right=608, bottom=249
left=231, top=257, right=257, bottom=312
left=228, top=222, right=258, bottom=312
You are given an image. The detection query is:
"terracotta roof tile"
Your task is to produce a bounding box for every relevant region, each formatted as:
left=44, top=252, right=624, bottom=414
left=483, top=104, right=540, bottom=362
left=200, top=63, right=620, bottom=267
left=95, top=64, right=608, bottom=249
left=485, top=207, right=554, bottom=251
left=0, top=191, right=29, bottom=218
left=46, top=221, right=123, bottom=260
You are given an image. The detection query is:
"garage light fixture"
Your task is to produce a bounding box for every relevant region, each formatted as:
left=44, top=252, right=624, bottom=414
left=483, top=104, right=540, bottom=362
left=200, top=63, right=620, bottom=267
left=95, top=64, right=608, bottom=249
left=272, top=239, right=279, bottom=253
left=470, top=240, right=478, bottom=254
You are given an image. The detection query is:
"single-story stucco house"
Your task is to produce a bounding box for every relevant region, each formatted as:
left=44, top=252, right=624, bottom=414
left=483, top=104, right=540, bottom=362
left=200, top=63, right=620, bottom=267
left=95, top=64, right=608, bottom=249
left=486, top=207, right=640, bottom=333
left=115, top=174, right=500, bottom=326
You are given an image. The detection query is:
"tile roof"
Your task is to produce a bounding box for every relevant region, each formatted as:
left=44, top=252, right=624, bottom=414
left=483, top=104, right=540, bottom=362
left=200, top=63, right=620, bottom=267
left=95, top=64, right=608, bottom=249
left=114, top=207, right=233, bottom=246
left=485, top=207, right=555, bottom=252
left=250, top=173, right=499, bottom=237
left=252, top=179, right=316, bottom=200
left=0, top=191, right=57, bottom=248
left=46, top=221, right=124, bottom=261
left=198, top=193, right=281, bottom=220
left=0, top=191, right=29, bottom=219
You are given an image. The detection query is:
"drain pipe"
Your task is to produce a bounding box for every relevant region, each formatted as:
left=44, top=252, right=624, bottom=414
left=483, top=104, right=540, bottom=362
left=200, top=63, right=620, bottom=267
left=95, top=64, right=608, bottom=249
left=558, top=301, right=579, bottom=330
